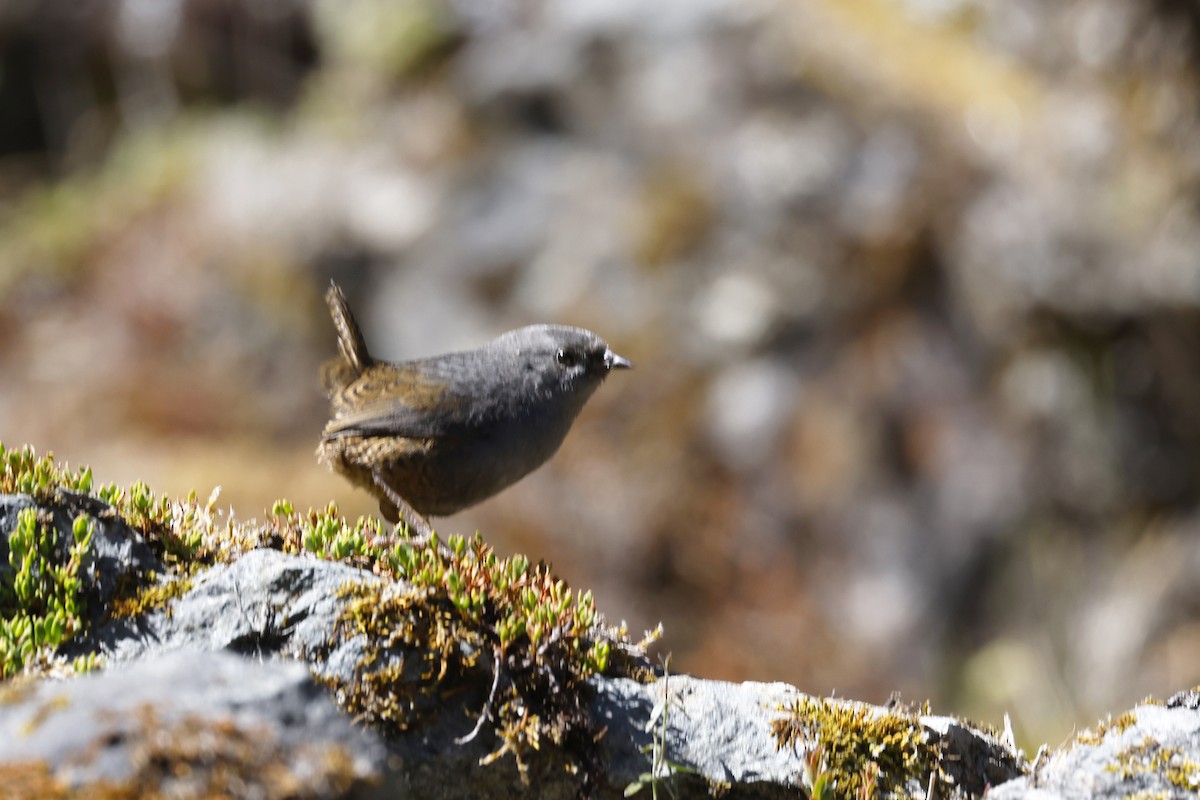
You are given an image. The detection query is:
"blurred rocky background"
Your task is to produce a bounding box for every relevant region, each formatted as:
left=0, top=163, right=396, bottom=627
left=3, top=0, right=1200, bottom=749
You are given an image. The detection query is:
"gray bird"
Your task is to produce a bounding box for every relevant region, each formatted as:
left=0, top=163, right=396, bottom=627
left=316, top=282, right=633, bottom=535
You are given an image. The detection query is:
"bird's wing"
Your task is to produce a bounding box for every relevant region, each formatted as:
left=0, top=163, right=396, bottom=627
left=322, top=361, right=475, bottom=440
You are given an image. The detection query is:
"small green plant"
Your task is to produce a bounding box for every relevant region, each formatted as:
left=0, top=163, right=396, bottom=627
left=296, top=503, right=383, bottom=562
left=2, top=443, right=214, bottom=567
left=801, top=744, right=836, bottom=800
left=0, top=442, right=231, bottom=677
left=0, top=442, right=95, bottom=499
left=625, top=658, right=697, bottom=799
left=0, top=508, right=93, bottom=677
left=94, top=479, right=202, bottom=563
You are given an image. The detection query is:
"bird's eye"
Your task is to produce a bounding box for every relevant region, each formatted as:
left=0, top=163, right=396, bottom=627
left=556, top=348, right=578, bottom=368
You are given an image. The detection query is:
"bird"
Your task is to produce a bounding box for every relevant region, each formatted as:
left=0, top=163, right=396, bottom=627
left=316, top=281, right=633, bottom=536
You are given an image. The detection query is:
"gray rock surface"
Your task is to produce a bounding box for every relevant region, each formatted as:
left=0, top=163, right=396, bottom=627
left=87, top=546, right=378, bottom=666
left=989, top=697, right=1200, bottom=800
left=0, top=649, right=391, bottom=797
left=592, top=676, right=1023, bottom=798
left=0, top=649, right=1020, bottom=800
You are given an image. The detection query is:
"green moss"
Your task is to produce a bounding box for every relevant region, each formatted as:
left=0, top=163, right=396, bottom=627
left=267, top=502, right=615, bottom=683
left=324, top=580, right=480, bottom=730
left=266, top=501, right=625, bottom=777
left=772, top=695, right=942, bottom=799
left=108, top=574, right=195, bottom=620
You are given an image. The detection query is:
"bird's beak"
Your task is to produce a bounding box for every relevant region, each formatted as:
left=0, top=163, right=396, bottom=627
left=605, top=350, right=634, bottom=371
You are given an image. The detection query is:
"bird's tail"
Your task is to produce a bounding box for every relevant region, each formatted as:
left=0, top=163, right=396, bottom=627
left=320, top=281, right=374, bottom=396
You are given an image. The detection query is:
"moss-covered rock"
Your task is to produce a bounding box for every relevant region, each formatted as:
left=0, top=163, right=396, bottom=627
left=0, top=443, right=1028, bottom=798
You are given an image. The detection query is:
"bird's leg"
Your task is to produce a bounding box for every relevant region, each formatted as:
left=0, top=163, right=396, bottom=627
left=371, top=468, right=435, bottom=545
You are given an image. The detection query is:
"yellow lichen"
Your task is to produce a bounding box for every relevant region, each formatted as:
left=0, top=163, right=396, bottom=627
left=1074, top=709, right=1139, bottom=747
left=1106, top=737, right=1200, bottom=794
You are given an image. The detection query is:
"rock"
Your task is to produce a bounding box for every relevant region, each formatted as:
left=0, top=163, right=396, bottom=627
left=0, top=649, right=391, bottom=798
left=0, top=483, right=1187, bottom=799
left=0, top=490, right=1025, bottom=798
left=989, top=699, right=1200, bottom=800
left=84, top=546, right=377, bottom=667
left=75, top=542, right=1022, bottom=797
left=0, top=650, right=1022, bottom=800
left=1, top=481, right=1193, bottom=799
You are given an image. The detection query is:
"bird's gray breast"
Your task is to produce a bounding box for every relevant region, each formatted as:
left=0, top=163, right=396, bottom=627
left=420, top=390, right=586, bottom=513
left=468, top=394, right=580, bottom=480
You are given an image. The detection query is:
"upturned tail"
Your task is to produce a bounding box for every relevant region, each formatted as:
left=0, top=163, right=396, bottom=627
left=321, top=281, right=374, bottom=396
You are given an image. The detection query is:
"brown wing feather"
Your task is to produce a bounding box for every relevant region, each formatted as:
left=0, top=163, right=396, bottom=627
left=323, top=363, right=470, bottom=440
